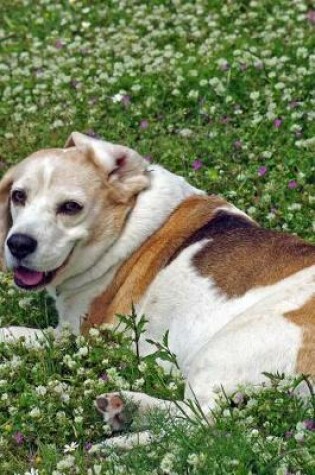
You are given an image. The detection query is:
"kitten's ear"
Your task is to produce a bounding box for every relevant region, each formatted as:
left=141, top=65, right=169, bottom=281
left=64, top=132, right=150, bottom=203
left=0, top=166, right=16, bottom=269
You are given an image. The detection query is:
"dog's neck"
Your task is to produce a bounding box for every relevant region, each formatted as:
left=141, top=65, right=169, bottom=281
left=49, top=165, right=203, bottom=332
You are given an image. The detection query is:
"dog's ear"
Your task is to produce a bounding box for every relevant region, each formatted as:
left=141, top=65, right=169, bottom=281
left=0, top=167, right=15, bottom=269
left=64, top=132, right=150, bottom=203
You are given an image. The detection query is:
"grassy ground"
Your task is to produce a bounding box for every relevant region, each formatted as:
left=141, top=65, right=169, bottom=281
left=0, top=0, right=315, bottom=473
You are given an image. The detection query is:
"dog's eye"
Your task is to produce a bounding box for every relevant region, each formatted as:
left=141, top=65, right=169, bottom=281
left=11, top=189, right=26, bottom=206
left=57, top=201, right=83, bottom=215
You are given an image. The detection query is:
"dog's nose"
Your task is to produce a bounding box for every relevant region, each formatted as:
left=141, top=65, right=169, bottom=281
left=7, top=233, right=38, bottom=259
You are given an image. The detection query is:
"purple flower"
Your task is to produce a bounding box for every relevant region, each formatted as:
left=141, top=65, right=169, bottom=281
left=220, top=116, right=231, bottom=125
left=258, top=166, right=268, bottom=177
left=306, top=10, right=315, bottom=24
left=84, top=442, right=93, bottom=451
left=288, top=179, right=298, bottom=189
left=192, top=159, right=203, bottom=171
left=121, top=94, right=131, bottom=107
left=254, top=61, right=264, bottom=70
left=13, top=431, right=25, bottom=445
left=220, top=62, right=230, bottom=71
left=233, top=140, right=242, bottom=149
left=140, top=119, right=149, bottom=129
left=273, top=118, right=282, bottom=128
left=285, top=430, right=294, bottom=439
left=232, top=392, right=246, bottom=406
left=100, top=372, right=108, bottom=381
left=54, top=40, right=64, bottom=49
left=303, top=419, right=315, bottom=431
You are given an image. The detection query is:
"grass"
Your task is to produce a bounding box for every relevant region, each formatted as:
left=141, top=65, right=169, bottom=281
left=0, top=0, right=315, bottom=473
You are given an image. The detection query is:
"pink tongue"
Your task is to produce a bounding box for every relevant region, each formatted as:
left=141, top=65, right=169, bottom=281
left=14, top=267, right=45, bottom=286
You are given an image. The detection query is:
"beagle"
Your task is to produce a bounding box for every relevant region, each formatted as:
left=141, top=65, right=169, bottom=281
left=0, top=133, right=314, bottom=447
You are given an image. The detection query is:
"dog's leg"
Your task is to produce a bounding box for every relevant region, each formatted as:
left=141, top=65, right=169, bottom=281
left=0, top=326, right=46, bottom=346
left=94, top=430, right=154, bottom=451
left=95, top=391, right=201, bottom=450
left=94, top=390, right=202, bottom=449
left=95, top=390, right=197, bottom=426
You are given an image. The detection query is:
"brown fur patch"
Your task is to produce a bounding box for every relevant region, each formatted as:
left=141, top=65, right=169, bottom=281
left=81, top=195, right=226, bottom=333
left=286, top=297, right=315, bottom=375
left=193, top=221, right=315, bottom=297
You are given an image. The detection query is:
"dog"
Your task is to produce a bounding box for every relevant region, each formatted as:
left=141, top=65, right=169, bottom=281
left=0, top=132, right=314, bottom=448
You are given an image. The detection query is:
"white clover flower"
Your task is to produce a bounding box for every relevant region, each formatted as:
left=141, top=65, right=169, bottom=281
left=51, top=119, right=64, bottom=129
left=168, top=381, right=178, bottom=391
left=188, top=90, right=199, bottom=99
left=57, top=455, right=75, bottom=470
left=131, top=84, right=142, bottom=92
left=133, top=378, right=145, bottom=389
left=138, top=361, right=147, bottom=373
left=250, top=91, right=260, bottom=100
left=296, top=421, right=306, bottom=432
left=178, top=128, right=193, bottom=138
left=56, top=411, right=66, bottom=421
left=35, top=385, right=47, bottom=396
left=287, top=203, right=302, bottom=211
left=111, top=93, right=124, bottom=103
left=187, top=453, right=205, bottom=467
left=102, top=423, right=112, bottom=434
left=199, top=79, right=208, bottom=87
left=294, top=431, right=305, bottom=442
left=24, top=468, right=39, bottom=475
left=160, top=453, right=177, bottom=474
left=247, top=206, right=257, bottom=216
left=63, top=441, right=79, bottom=453
left=89, top=328, right=100, bottom=338
left=77, top=346, right=89, bottom=357
left=274, top=82, right=286, bottom=91
left=93, top=465, right=102, bottom=475
left=100, top=323, right=114, bottom=331
left=276, top=467, right=289, bottom=475
left=63, top=355, right=76, bottom=369
left=30, top=407, right=41, bottom=418
left=76, top=335, right=86, bottom=347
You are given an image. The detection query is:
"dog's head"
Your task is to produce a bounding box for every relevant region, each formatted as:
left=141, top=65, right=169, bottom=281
left=0, top=132, right=149, bottom=290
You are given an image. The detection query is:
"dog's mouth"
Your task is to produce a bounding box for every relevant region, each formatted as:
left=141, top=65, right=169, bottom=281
left=13, top=267, right=57, bottom=290
left=13, top=247, right=75, bottom=291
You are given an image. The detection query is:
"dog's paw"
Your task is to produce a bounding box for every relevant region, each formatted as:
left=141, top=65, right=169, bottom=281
left=92, top=431, right=154, bottom=451
left=0, top=327, right=45, bottom=347
left=95, top=392, right=134, bottom=432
